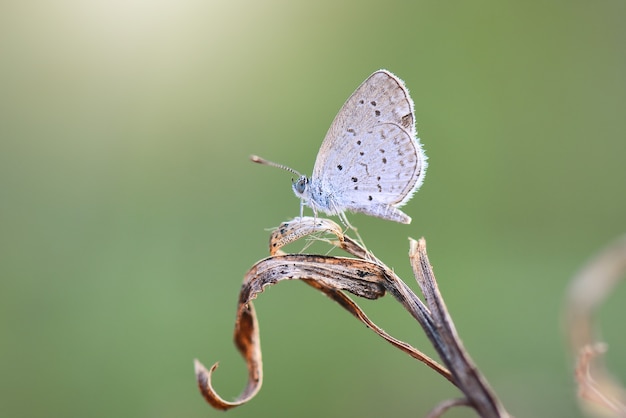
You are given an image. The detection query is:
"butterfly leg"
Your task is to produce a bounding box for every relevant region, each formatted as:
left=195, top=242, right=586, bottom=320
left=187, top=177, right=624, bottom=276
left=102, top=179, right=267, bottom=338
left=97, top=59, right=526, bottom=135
left=332, top=204, right=368, bottom=251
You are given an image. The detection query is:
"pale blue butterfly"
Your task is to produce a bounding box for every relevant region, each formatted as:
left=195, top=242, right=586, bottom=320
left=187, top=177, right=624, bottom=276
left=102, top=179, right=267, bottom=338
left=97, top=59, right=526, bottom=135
left=252, top=70, right=427, bottom=226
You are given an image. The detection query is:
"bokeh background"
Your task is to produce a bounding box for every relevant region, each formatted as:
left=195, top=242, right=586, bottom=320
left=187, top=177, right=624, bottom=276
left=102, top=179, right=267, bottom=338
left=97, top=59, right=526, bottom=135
left=1, top=1, right=625, bottom=417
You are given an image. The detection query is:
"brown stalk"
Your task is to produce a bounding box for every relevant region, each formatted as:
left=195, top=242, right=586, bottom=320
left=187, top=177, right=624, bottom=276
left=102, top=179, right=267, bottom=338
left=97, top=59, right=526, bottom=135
left=194, top=217, right=510, bottom=416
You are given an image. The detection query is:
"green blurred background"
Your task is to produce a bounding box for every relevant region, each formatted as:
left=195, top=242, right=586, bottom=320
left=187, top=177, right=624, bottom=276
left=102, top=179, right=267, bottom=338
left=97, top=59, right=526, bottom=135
left=1, top=1, right=625, bottom=417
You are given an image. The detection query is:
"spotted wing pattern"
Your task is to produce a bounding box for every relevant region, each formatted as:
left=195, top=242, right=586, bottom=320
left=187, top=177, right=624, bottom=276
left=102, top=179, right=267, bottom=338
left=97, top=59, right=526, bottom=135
left=309, top=70, right=427, bottom=223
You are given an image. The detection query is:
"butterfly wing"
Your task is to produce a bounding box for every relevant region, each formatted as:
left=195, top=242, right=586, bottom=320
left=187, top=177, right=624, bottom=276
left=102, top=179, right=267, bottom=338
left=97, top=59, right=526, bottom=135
left=312, top=70, right=427, bottom=212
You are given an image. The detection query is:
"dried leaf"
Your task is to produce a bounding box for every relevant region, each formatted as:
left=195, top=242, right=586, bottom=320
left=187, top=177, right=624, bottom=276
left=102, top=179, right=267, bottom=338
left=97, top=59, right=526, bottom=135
left=565, top=234, right=626, bottom=416
left=195, top=218, right=509, bottom=417
left=573, top=344, right=626, bottom=417
left=195, top=244, right=390, bottom=409
left=269, top=217, right=345, bottom=256
left=195, top=302, right=261, bottom=410
left=409, top=238, right=510, bottom=418
left=269, top=217, right=368, bottom=259
left=303, top=278, right=452, bottom=383
left=244, top=254, right=386, bottom=300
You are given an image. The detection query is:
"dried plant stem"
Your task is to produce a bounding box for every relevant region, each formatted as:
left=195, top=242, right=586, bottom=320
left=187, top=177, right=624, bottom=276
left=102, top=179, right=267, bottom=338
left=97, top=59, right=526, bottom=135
left=195, top=217, right=510, bottom=417
left=426, top=398, right=472, bottom=418
left=409, top=239, right=509, bottom=418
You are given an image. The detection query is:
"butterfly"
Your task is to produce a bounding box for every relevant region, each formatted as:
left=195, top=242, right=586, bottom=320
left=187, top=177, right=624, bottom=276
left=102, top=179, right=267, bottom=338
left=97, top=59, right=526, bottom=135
left=252, top=69, right=427, bottom=226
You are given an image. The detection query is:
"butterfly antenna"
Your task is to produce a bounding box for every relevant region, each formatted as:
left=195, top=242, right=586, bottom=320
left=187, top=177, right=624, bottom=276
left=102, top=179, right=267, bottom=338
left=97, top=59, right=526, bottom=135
left=250, top=155, right=303, bottom=177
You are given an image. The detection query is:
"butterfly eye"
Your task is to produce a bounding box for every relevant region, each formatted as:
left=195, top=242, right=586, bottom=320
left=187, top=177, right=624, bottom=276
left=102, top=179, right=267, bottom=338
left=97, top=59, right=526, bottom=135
left=293, top=177, right=307, bottom=194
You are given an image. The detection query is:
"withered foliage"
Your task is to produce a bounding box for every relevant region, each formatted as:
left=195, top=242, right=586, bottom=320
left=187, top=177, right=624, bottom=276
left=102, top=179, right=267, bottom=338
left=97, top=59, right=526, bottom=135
left=195, top=217, right=509, bottom=417
left=564, top=235, right=626, bottom=417
left=194, top=217, right=626, bottom=417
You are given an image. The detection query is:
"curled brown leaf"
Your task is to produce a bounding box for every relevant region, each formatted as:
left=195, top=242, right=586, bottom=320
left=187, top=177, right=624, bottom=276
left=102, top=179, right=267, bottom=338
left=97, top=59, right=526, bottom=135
left=195, top=217, right=509, bottom=417
left=194, top=302, right=261, bottom=410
